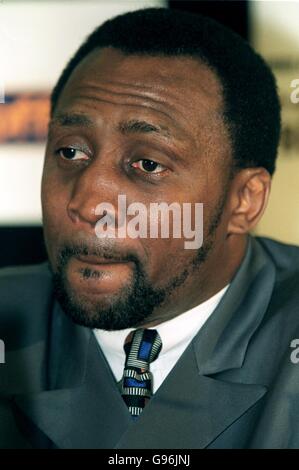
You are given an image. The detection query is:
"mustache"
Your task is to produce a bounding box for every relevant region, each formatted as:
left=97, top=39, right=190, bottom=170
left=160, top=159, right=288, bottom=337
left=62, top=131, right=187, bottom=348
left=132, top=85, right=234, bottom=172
left=56, top=240, right=141, bottom=268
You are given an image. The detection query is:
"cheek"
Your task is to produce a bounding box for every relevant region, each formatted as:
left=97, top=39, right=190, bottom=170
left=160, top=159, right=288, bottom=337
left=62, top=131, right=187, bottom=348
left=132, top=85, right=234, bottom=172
left=42, top=180, right=65, bottom=225
left=140, top=236, right=196, bottom=285
left=41, top=168, right=70, bottom=256
left=137, top=192, right=207, bottom=283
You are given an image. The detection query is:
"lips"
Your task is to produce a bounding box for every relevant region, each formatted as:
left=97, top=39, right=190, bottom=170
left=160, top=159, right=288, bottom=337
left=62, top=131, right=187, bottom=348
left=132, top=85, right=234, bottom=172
left=75, top=254, right=129, bottom=265
left=68, top=253, right=134, bottom=295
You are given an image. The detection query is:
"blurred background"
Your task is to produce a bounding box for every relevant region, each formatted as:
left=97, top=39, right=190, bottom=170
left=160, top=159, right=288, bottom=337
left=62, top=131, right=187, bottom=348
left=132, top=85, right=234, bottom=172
left=0, top=0, right=298, bottom=267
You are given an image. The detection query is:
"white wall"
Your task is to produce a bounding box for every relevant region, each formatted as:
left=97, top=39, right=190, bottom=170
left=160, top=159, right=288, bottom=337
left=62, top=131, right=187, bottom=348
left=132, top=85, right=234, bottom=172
left=0, top=0, right=165, bottom=225
left=0, top=0, right=165, bottom=92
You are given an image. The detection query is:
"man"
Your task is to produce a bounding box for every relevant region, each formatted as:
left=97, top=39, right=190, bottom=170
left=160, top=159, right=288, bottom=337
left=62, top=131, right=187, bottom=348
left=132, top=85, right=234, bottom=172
left=0, top=7, right=299, bottom=449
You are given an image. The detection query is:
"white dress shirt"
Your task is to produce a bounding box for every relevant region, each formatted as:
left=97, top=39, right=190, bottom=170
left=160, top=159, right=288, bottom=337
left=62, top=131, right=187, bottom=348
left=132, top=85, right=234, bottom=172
left=94, top=284, right=229, bottom=393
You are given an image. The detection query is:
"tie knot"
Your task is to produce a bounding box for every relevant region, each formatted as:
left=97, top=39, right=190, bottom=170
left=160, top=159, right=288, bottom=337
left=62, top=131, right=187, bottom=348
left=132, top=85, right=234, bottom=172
left=124, top=328, right=162, bottom=371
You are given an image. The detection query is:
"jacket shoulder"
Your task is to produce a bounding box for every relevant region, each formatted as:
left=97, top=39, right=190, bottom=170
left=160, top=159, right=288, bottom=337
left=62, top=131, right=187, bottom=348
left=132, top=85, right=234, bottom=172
left=0, top=262, right=53, bottom=348
left=255, top=236, right=299, bottom=335
left=0, top=261, right=51, bottom=280
left=256, top=236, right=299, bottom=277
left=0, top=261, right=53, bottom=301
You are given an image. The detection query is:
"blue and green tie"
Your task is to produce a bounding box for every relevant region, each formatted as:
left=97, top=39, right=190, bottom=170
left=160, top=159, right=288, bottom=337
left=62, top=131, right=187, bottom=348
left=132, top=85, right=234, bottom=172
left=120, top=328, right=162, bottom=419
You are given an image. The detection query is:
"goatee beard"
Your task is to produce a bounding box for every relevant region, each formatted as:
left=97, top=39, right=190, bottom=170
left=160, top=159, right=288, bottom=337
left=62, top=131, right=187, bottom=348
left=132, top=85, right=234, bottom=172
left=50, top=235, right=214, bottom=331
left=52, top=246, right=166, bottom=330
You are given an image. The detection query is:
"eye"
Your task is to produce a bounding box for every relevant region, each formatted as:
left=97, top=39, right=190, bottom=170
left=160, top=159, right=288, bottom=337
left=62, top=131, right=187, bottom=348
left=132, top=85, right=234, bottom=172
left=56, top=147, right=89, bottom=161
left=131, top=159, right=166, bottom=174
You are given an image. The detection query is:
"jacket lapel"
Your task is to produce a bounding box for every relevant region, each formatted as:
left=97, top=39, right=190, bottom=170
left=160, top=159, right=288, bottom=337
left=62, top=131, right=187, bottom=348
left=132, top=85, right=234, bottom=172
left=115, top=236, right=275, bottom=449
left=13, top=303, right=133, bottom=449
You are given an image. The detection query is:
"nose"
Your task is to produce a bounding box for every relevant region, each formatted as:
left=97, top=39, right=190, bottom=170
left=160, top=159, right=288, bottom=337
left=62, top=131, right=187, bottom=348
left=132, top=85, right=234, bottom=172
left=67, top=161, right=121, bottom=232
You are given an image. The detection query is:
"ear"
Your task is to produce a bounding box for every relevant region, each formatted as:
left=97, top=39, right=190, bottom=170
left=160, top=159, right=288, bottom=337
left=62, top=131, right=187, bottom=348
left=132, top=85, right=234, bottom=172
left=227, top=168, right=271, bottom=235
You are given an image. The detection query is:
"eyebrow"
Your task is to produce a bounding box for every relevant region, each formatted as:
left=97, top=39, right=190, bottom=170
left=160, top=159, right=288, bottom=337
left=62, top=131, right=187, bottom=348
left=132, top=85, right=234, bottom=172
left=49, top=113, right=94, bottom=128
left=49, top=113, right=172, bottom=139
left=117, top=119, right=172, bottom=139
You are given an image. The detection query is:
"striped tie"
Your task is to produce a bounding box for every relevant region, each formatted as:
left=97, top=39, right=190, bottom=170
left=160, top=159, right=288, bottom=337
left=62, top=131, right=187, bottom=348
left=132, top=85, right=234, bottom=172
left=120, top=328, right=162, bottom=419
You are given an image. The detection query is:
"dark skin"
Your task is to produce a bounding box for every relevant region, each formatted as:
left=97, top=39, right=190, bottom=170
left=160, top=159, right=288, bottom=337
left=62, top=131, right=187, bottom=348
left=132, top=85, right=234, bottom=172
left=41, top=47, right=271, bottom=328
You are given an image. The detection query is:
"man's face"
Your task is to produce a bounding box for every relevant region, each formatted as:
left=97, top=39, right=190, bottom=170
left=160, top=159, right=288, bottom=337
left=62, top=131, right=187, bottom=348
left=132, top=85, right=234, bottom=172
left=41, top=47, right=232, bottom=330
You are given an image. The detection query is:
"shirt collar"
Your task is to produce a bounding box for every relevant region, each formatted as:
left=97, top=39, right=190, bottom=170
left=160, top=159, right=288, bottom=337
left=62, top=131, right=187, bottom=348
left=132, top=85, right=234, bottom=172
left=94, top=284, right=229, bottom=359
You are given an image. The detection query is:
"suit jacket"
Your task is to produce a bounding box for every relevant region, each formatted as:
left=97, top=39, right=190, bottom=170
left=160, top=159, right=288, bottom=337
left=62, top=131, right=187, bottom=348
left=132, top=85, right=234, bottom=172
left=1, top=235, right=299, bottom=449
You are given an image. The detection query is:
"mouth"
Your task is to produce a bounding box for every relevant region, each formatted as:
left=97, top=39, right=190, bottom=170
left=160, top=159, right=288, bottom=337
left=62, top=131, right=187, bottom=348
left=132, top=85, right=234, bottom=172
left=75, top=254, right=130, bottom=266
left=66, top=254, right=135, bottom=296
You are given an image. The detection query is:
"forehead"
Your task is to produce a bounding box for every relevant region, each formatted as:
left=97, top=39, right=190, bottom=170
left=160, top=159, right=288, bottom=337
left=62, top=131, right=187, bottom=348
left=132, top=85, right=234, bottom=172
left=67, top=47, right=222, bottom=95
left=54, top=48, right=224, bottom=136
